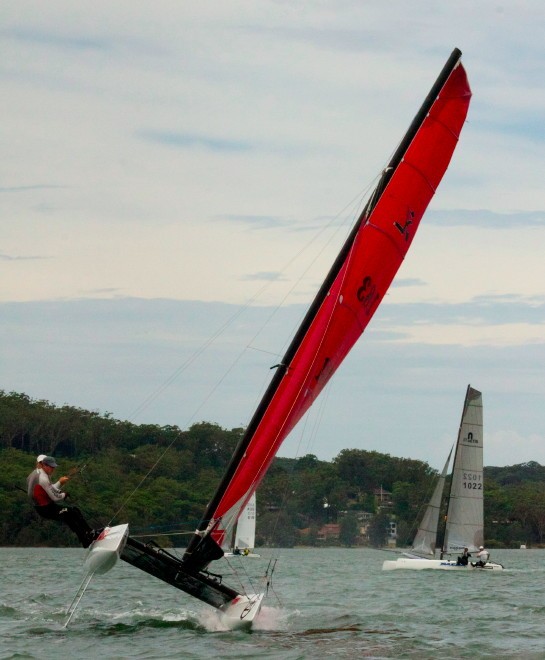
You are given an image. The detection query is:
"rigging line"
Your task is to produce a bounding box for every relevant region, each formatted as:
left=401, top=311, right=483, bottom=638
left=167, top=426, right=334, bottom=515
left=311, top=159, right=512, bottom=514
left=127, top=300, right=259, bottom=422
left=247, top=191, right=370, bottom=362
left=171, top=193, right=371, bottom=533
left=245, top=345, right=283, bottom=359
left=216, top=370, right=330, bottom=550
left=233, top=206, right=364, bottom=526
left=223, top=555, right=261, bottom=600
left=263, top=558, right=282, bottom=606
left=264, top=405, right=316, bottom=568
left=131, top=531, right=194, bottom=538
left=110, top=180, right=378, bottom=522
left=246, top=226, right=362, bottom=555
left=108, top=342, right=258, bottom=524
left=222, top=556, right=250, bottom=597
left=127, top=177, right=377, bottom=426
left=302, top=378, right=333, bottom=458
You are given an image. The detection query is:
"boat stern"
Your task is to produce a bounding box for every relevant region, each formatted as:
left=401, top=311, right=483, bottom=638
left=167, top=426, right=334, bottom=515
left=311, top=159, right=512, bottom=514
left=219, top=592, right=264, bottom=628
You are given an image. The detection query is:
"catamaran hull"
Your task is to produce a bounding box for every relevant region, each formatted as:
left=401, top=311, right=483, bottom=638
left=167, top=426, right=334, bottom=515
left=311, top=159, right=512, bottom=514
left=84, top=524, right=129, bottom=575
left=382, top=558, right=504, bottom=571
left=219, top=593, right=264, bottom=627
left=120, top=536, right=265, bottom=627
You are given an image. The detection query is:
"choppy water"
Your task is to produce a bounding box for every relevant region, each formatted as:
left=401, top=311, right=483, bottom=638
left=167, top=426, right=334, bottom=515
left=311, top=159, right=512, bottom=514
left=1, top=547, right=544, bottom=658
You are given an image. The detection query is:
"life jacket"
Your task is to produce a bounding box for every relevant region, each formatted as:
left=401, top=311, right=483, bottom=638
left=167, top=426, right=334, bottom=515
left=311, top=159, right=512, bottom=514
left=33, top=483, right=52, bottom=507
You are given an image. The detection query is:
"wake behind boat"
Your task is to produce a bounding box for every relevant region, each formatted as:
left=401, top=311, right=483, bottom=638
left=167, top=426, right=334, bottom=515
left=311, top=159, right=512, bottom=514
left=64, top=48, right=472, bottom=627
left=383, top=386, right=504, bottom=572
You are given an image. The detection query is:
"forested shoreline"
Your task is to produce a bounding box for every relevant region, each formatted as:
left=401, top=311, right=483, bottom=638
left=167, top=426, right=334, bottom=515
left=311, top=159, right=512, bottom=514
left=1, top=390, right=544, bottom=549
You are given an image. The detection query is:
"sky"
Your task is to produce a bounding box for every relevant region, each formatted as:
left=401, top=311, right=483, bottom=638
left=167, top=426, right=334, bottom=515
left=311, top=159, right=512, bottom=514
left=1, top=1, right=544, bottom=470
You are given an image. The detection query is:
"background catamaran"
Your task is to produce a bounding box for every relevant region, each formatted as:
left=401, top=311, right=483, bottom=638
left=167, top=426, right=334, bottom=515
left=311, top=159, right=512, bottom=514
left=383, top=386, right=504, bottom=571
left=224, top=493, right=260, bottom=558
left=84, top=48, right=472, bottom=625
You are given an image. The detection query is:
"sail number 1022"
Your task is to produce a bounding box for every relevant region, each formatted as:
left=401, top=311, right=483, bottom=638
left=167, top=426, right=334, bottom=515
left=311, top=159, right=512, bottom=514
left=462, top=471, right=482, bottom=490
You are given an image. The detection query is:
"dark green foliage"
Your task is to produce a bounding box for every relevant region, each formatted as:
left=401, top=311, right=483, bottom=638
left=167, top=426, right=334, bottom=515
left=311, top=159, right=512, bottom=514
left=256, top=510, right=297, bottom=547
left=367, top=512, right=390, bottom=547
left=339, top=513, right=359, bottom=547
left=2, top=390, right=545, bottom=548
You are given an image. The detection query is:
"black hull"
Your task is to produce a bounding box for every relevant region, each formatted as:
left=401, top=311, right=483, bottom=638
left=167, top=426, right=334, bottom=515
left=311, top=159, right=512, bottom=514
left=121, top=536, right=239, bottom=610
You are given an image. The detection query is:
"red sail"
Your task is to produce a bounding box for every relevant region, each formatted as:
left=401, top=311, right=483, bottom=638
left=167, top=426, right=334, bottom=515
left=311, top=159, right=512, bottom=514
left=183, top=51, right=471, bottom=569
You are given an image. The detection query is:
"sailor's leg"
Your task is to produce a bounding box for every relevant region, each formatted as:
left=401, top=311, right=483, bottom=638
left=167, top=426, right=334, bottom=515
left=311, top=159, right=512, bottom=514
left=35, top=502, right=63, bottom=521
left=58, top=506, right=95, bottom=547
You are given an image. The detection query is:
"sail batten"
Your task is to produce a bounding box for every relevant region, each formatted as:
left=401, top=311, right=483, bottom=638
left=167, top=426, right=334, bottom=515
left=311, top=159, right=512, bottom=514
left=182, top=48, right=472, bottom=574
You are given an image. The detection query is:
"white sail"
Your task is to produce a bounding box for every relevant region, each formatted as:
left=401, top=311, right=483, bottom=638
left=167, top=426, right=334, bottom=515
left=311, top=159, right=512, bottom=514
left=411, top=447, right=453, bottom=556
left=233, top=493, right=256, bottom=551
left=383, top=385, right=503, bottom=572
left=443, top=386, right=484, bottom=554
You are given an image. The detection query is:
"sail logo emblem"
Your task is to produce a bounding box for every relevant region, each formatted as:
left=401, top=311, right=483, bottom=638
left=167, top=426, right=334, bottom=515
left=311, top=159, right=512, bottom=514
left=394, top=209, right=415, bottom=241
left=464, top=432, right=479, bottom=444
left=357, top=275, right=379, bottom=314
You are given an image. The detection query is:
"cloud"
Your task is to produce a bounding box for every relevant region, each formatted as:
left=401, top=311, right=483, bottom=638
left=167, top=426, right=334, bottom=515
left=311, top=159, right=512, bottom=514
left=2, top=296, right=544, bottom=471
left=377, top=295, right=545, bottom=328
left=214, top=214, right=294, bottom=229
left=0, top=253, right=49, bottom=261
left=137, top=130, right=253, bottom=153
left=78, top=288, right=124, bottom=296
left=431, top=210, right=545, bottom=228
left=391, top=278, right=427, bottom=289
left=240, top=271, right=288, bottom=282
left=0, top=27, right=111, bottom=52
left=2, top=2, right=545, bottom=469
left=0, top=185, right=67, bottom=193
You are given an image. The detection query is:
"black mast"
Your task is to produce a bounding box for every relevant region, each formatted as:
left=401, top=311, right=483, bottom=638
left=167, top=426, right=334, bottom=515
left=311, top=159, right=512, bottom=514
left=183, top=48, right=465, bottom=572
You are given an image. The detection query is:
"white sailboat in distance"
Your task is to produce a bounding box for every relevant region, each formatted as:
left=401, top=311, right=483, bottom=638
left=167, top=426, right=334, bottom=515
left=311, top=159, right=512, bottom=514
left=224, top=493, right=260, bottom=558
left=383, top=386, right=504, bottom=571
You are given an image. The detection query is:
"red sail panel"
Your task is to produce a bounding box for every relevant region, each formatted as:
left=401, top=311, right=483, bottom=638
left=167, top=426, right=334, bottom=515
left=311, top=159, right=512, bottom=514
left=208, top=61, right=471, bottom=547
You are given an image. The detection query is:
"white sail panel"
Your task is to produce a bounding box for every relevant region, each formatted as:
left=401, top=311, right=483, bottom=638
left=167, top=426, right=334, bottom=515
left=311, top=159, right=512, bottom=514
left=412, top=447, right=453, bottom=555
left=444, top=387, right=484, bottom=553
left=233, top=493, right=256, bottom=550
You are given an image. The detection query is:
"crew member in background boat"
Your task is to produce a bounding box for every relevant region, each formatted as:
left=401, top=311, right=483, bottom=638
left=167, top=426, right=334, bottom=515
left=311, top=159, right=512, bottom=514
left=28, top=456, right=100, bottom=548
left=456, top=547, right=471, bottom=566
left=472, top=545, right=489, bottom=567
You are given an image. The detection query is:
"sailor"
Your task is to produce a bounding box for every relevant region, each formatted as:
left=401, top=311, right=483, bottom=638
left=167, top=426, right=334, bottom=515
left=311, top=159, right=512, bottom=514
left=26, top=454, right=65, bottom=498
left=456, top=547, right=471, bottom=566
left=472, top=545, right=490, bottom=568
left=28, top=455, right=100, bottom=548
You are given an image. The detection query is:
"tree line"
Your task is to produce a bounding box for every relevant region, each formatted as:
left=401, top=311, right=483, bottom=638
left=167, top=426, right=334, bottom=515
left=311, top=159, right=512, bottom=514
left=1, top=390, right=543, bottom=548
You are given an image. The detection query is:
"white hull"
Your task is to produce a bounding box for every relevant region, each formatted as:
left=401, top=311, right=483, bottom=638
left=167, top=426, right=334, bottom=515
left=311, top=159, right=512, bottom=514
left=382, top=557, right=504, bottom=571
left=224, top=551, right=260, bottom=558
left=84, top=524, right=129, bottom=575
left=219, top=593, right=264, bottom=628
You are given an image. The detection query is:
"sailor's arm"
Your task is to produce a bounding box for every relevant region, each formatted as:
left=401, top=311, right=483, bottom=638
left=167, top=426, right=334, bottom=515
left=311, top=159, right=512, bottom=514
left=38, top=471, right=66, bottom=502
